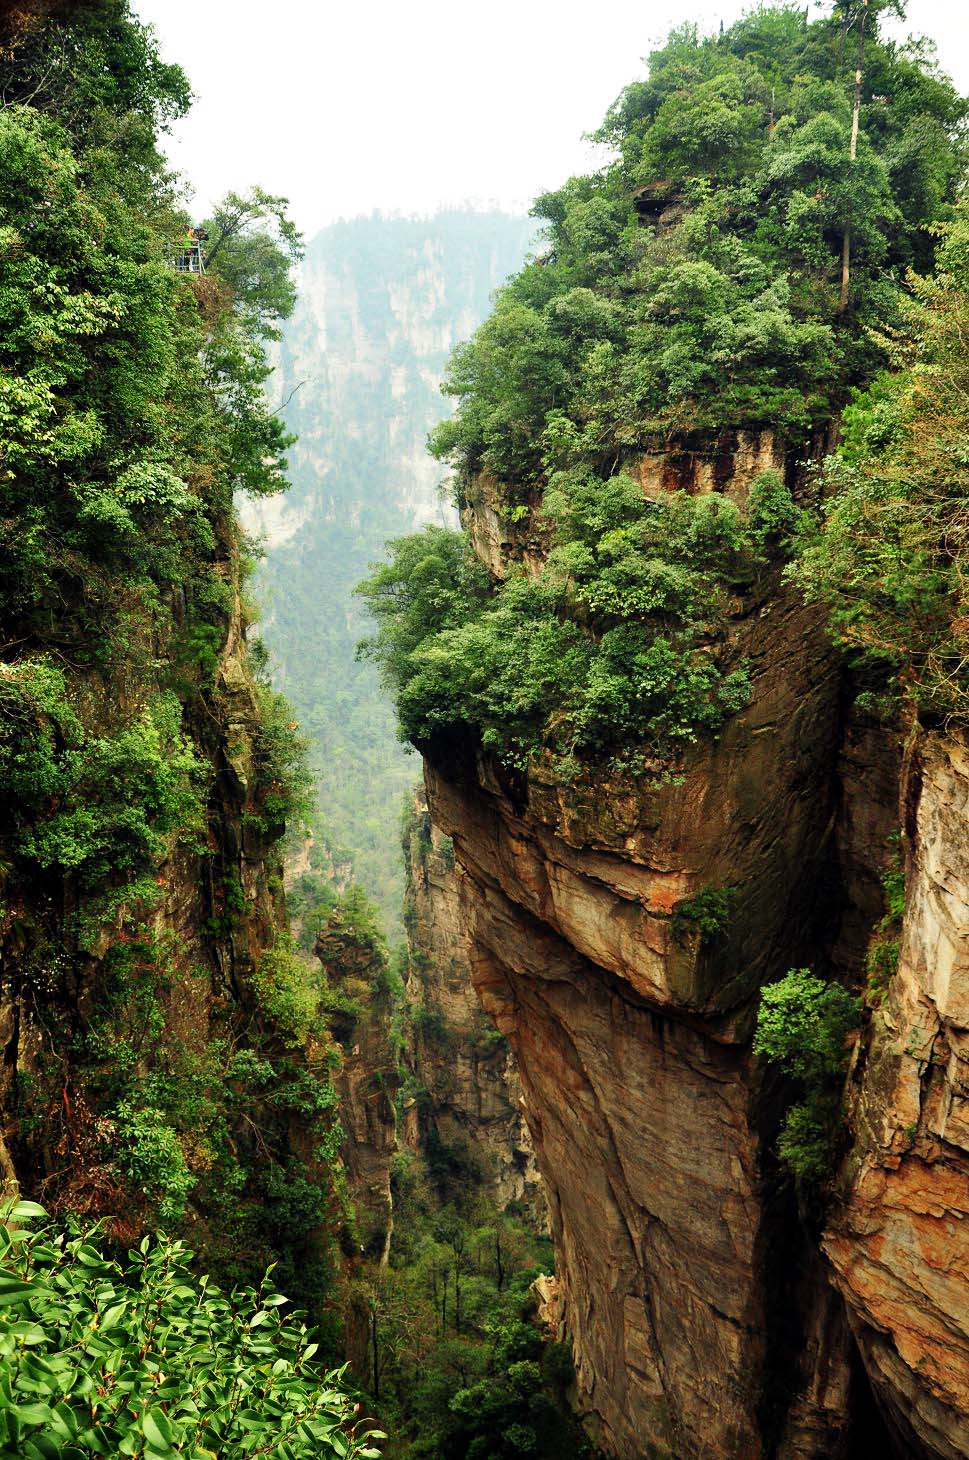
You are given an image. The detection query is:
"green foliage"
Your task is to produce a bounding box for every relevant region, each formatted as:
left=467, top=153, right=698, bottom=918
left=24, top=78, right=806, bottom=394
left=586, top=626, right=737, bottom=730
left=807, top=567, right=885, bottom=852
left=865, top=836, right=905, bottom=1002
left=362, top=6, right=967, bottom=778
left=430, top=11, right=965, bottom=487
left=671, top=886, right=735, bottom=945
left=0, top=1201, right=383, bottom=1460
left=252, top=936, right=321, bottom=1047
left=251, top=687, right=315, bottom=835
left=350, top=1176, right=587, bottom=1460
left=203, top=188, right=304, bottom=341
left=0, top=0, right=345, bottom=1337
left=795, top=205, right=969, bottom=721
left=114, top=1102, right=194, bottom=1227
left=359, top=481, right=789, bottom=770
left=754, top=969, right=861, bottom=1182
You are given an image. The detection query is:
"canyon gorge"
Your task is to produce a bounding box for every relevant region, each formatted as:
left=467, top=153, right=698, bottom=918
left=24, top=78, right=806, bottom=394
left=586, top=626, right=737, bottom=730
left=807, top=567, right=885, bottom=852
left=2, top=3, right=969, bottom=1460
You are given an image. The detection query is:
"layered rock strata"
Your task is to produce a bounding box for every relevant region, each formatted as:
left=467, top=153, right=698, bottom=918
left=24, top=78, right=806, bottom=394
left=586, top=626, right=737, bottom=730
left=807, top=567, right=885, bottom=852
left=417, top=435, right=940, bottom=1457
left=423, top=581, right=851, bottom=1457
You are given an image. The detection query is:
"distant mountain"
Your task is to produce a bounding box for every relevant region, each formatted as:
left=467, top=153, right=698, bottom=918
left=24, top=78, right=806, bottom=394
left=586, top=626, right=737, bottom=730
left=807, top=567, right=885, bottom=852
left=247, top=211, right=534, bottom=930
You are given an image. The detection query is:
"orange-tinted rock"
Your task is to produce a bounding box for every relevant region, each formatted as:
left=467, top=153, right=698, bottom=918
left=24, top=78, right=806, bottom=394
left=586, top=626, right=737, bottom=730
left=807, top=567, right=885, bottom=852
left=422, top=573, right=851, bottom=1456
left=825, top=728, right=969, bottom=1459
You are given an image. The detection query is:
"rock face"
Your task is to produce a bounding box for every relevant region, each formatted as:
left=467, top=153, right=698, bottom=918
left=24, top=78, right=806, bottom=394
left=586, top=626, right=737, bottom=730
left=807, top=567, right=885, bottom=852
left=423, top=577, right=851, bottom=1458
left=0, top=566, right=287, bottom=1240
left=416, top=436, right=954, bottom=1458
left=315, top=920, right=399, bottom=1264
left=401, top=791, right=543, bottom=1216
left=825, top=727, right=969, bottom=1459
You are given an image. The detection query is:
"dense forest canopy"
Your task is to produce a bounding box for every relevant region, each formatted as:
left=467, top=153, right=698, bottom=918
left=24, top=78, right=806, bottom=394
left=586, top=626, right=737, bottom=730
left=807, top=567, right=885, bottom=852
left=360, top=1, right=969, bottom=773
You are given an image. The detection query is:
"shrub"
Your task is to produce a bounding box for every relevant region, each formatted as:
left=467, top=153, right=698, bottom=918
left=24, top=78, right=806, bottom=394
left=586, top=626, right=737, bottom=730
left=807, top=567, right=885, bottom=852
left=794, top=207, right=969, bottom=721
left=671, top=886, right=735, bottom=945
left=0, top=1201, right=383, bottom=1460
left=114, top=1102, right=194, bottom=1227
left=252, top=686, right=315, bottom=835
left=358, top=492, right=760, bottom=773
left=754, top=969, right=861, bottom=1183
left=252, top=937, right=319, bottom=1046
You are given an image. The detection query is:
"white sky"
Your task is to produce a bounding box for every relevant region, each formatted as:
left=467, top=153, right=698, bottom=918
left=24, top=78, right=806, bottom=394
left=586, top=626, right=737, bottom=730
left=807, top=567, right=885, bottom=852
left=134, top=0, right=969, bottom=238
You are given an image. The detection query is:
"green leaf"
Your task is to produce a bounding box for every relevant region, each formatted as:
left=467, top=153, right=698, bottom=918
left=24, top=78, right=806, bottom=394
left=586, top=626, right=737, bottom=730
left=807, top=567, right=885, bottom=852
left=6, top=1203, right=47, bottom=1221
left=0, top=1282, right=33, bottom=1306
left=142, top=1411, right=174, bottom=1453
left=16, top=1403, right=53, bottom=1425
left=24, top=1440, right=63, bottom=1460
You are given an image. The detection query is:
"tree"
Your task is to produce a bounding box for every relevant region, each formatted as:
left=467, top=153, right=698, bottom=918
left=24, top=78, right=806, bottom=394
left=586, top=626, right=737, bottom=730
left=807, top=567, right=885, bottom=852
left=754, top=970, right=861, bottom=1181
left=204, top=187, right=304, bottom=340
left=796, top=204, right=969, bottom=719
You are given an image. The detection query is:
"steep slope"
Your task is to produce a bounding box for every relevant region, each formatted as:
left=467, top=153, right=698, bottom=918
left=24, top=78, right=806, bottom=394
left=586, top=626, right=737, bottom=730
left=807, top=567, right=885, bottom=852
left=246, top=214, right=533, bottom=926
left=420, top=442, right=861, bottom=1458
left=400, top=791, right=543, bottom=1216
left=0, top=0, right=367, bottom=1336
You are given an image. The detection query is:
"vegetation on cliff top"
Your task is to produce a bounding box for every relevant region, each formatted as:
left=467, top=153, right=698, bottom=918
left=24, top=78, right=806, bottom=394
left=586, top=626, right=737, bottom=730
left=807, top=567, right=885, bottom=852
left=360, top=2, right=967, bottom=773
left=797, top=203, right=969, bottom=722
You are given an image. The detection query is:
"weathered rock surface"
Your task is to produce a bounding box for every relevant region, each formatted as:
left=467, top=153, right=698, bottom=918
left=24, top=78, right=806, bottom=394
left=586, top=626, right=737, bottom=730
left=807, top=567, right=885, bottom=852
left=401, top=791, right=543, bottom=1216
left=315, top=921, right=399, bottom=1264
left=825, top=727, right=969, bottom=1459
left=423, top=574, right=852, bottom=1457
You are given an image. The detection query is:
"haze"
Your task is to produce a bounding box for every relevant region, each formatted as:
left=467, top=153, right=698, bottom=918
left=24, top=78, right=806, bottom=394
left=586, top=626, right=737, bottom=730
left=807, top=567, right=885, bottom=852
left=135, top=0, right=969, bottom=237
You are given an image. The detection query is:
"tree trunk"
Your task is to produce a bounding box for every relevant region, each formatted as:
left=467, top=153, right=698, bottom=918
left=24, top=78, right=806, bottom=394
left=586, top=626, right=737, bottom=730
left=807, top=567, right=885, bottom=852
left=838, top=1, right=869, bottom=315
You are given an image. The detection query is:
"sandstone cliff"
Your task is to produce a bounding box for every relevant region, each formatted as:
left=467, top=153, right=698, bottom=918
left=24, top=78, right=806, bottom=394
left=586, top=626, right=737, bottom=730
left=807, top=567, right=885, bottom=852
left=416, top=437, right=932, bottom=1458
left=825, top=727, right=969, bottom=1460
left=400, top=791, right=543, bottom=1216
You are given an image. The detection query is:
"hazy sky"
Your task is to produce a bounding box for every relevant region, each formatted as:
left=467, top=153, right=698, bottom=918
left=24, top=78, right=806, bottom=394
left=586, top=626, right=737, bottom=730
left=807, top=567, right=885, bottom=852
left=134, top=1, right=969, bottom=239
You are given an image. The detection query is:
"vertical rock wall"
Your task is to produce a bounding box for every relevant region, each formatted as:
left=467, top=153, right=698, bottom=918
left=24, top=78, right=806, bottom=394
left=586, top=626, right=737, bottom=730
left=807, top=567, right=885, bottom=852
left=422, top=571, right=854, bottom=1457
left=414, top=431, right=965, bottom=1457
left=825, top=728, right=969, bottom=1459
left=401, top=791, right=543, bottom=1216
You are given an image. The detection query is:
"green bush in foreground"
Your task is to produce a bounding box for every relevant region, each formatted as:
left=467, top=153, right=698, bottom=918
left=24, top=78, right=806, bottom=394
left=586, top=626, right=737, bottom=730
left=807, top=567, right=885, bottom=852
left=0, top=1202, right=384, bottom=1460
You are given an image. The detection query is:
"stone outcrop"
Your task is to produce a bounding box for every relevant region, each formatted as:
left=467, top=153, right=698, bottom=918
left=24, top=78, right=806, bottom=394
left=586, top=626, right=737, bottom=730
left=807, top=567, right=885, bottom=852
left=415, top=437, right=939, bottom=1458
left=315, top=919, right=399, bottom=1264
left=825, top=727, right=969, bottom=1459
left=401, top=791, right=543, bottom=1216
left=423, top=576, right=854, bottom=1458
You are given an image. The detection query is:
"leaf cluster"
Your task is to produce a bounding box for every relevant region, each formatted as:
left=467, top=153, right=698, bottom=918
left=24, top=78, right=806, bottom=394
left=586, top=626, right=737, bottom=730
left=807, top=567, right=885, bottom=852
left=358, top=472, right=803, bottom=769
left=794, top=204, right=969, bottom=721
left=430, top=6, right=967, bottom=487
left=754, top=968, right=861, bottom=1182
left=0, top=1202, right=383, bottom=1460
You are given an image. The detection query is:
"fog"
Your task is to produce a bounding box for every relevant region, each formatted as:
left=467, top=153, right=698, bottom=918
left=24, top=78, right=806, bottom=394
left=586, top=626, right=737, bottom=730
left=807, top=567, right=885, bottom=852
left=134, top=0, right=969, bottom=236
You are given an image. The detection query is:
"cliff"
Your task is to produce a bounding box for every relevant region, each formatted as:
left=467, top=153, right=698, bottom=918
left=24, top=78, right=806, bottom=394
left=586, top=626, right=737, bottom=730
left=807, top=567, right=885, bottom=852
left=400, top=791, right=543, bottom=1216
left=825, top=726, right=969, bottom=1459
left=415, top=436, right=960, bottom=1458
